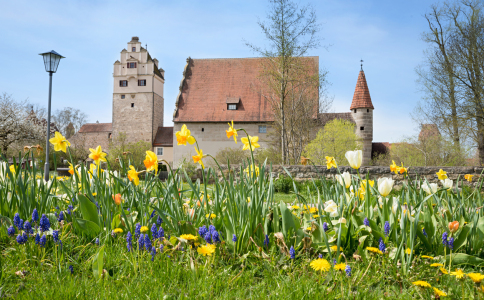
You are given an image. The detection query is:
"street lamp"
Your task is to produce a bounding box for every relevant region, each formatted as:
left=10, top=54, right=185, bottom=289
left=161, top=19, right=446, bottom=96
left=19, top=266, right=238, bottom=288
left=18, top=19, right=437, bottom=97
left=39, top=50, right=65, bottom=181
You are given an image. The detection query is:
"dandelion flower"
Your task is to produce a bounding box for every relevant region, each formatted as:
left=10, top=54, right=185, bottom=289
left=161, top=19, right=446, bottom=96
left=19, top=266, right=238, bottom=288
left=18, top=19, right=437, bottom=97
left=412, top=281, right=431, bottom=288
left=140, top=226, right=149, bottom=233
left=440, top=268, right=448, bottom=274
left=197, top=244, right=216, bottom=256
left=330, top=245, right=343, bottom=252
left=433, top=287, right=447, bottom=297
left=113, top=228, right=123, bottom=234
left=205, top=213, right=216, bottom=219
left=334, top=263, right=346, bottom=271
left=310, top=258, right=331, bottom=272
left=430, top=263, right=444, bottom=267
left=405, top=248, right=414, bottom=255
left=179, top=234, right=198, bottom=241
left=467, top=273, right=484, bottom=283
left=366, top=247, right=383, bottom=255
left=451, top=269, right=465, bottom=279
left=421, top=255, right=434, bottom=259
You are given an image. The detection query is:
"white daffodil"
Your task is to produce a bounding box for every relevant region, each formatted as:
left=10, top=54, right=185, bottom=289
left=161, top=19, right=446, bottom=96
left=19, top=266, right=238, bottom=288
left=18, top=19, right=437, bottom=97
left=441, top=178, right=453, bottom=190
left=336, top=171, right=352, bottom=189
left=377, top=177, right=394, bottom=197
left=422, top=182, right=438, bottom=194
left=345, top=150, right=362, bottom=170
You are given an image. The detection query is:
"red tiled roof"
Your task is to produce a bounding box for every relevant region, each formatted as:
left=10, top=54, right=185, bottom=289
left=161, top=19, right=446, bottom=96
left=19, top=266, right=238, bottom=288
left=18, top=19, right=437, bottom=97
left=173, top=57, right=319, bottom=123
left=153, top=126, right=173, bottom=146
left=78, top=123, right=112, bottom=133
left=350, top=70, right=374, bottom=110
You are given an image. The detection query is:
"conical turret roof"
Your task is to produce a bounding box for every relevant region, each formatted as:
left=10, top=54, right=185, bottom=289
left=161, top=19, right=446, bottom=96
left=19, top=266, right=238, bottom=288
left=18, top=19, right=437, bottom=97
left=350, top=70, right=374, bottom=110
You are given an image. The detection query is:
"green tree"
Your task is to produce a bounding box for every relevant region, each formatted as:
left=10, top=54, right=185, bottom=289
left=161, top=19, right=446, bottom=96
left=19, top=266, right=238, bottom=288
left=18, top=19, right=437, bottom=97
left=303, top=119, right=360, bottom=165
left=107, top=132, right=151, bottom=171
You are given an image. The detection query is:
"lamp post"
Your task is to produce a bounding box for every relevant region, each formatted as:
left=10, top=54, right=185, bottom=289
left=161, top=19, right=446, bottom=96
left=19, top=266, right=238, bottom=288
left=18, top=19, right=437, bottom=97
left=39, top=50, right=64, bottom=182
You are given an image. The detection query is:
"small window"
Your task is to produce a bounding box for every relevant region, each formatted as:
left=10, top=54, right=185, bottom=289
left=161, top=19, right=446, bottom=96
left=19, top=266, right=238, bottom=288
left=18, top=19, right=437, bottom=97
left=228, top=104, right=237, bottom=110
left=201, top=128, right=204, bottom=132
left=119, top=80, right=128, bottom=87
left=156, top=147, right=163, bottom=156
left=354, top=109, right=357, bottom=113
left=259, top=125, right=267, bottom=133
left=131, top=103, right=134, bottom=108
left=360, top=127, right=364, bottom=131
left=138, top=80, right=146, bottom=86
left=108, top=133, right=112, bottom=139
left=127, top=62, right=137, bottom=68
left=132, top=47, right=136, bottom=52
left=121, top=95, right=125, bottom=99
left=367, top=109, right=369, bottom=112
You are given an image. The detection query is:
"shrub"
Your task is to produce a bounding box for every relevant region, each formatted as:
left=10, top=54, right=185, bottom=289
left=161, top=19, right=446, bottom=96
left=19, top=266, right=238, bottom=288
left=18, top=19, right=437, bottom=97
left=107, top=133, right=151, bottom=171
left=274, top=174, right=294, bottom=193
left=214, top=147, right=249, bottom=165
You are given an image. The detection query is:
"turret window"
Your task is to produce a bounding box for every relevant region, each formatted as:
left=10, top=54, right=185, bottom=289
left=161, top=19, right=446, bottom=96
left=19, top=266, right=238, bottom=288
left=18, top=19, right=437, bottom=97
left=121, top=95, right=125, bottom=99
left=131, top=103, right=134, bottom=108
left=360, top=127, right=364, bottom=131
left=367, top=109, right=369, bottom=112
left=354, top=109, right=357, bottom=113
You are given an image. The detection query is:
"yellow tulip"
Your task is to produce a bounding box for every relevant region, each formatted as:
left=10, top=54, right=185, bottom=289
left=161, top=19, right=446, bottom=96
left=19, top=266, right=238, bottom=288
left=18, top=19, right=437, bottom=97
left=49, top=131, right=71, bottom=153
left=226, top=120, right=238, bottom=143
left=241, top=135, right=260, bottom=151
left=176, top=124, right=196, bottom=146
left=89, top=145, right=107, bottom=165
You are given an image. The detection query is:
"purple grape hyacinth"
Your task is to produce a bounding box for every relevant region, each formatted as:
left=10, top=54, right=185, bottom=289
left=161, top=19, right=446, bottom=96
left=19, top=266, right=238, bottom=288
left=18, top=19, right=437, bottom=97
left=151, top=223, right=158, bottom=240
left=363, top=218, right=370, bottom=227
left=32, top=208, right=39, bottom=223
left=289, top=246, right=295, bottom=259
left=442, top=232, right=448, bottom=246
left=379, top=238, right=386, bottom=253
left=7, top=225, right=15, bottom=236
left=384, top=221, right=390, bottom=237
left=448, top=237, right=454, bottom=250
left=126, top=232, right=132, bottom=252
left=39, top=214, right=50, bottom=232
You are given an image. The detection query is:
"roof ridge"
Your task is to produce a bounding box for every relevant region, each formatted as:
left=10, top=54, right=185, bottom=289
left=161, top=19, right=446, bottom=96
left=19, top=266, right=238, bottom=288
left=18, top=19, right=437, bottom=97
left=190, top=56, right=319, bottom=60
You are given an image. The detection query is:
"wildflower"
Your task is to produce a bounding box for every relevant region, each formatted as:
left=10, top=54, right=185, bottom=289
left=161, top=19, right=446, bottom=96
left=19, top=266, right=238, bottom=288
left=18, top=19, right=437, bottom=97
left=436, top=169, right=447, bottom=180
left=159, top=244, right=164, bottom=253
left=95, top=238, right=99, bottom=245
left=49, top=132, right=71, bottom=153
left=367, top=246, right=383, bottom=254
left=89, top=146, right=107, bottom=165
left=212, top=231, right=221, bottom=243
left=448, top=221, right=459, bottom=233
left=323, top=222, right=329, bottom=232
left=289, top=246, right=295, bottom=259
left=384, top=221, right=390, bottom=237
left=451, top=269, right=465, bottom=279
left=335, top=171, right=351, bottom=189
left=226, top=120, right=238, bottom=143
left=345, top=150, right=362, bottom=170
left=464, top=174, right=474, bottom=182
left=57, top=211, right=64, bottom=222
left=198, top=225, right=208, bottom=237
left=35, top=233, right=40, bottom=244
left=176, top=124, right=196, bottom=146
left=441, top=178, right=453, bottom=190
left=69, top=265, right=74, bottom=274
left=52, top=230, right=59, bottom=243
left=430, top=263, right=444, bottom=267
left=151, top=246, right=156, bottom=261
left=333, top=258, right=337, bottom=266
left=423, top=228, right=427, bottom=237
left=325, top=156, right=337, bottom=169
left=113, top=228, right=123, bottom=234
left=206, top=213, right=216, bottom=219
left=412, top=281, right=431, bottom=288
left=334, top=263, right=346, bottom=271
left=442, top=232, right=448, bottom=246
left=13, top=213, right=22, bottom=230
left=204, top=232, right=212, bottom=244
left=379, top=238, right=386, bottom=253
left=24, top=221, right=32, bottom=235
left=180, top=234, right=198, bottom=241
left=138, top=234, right=144, bottom=250
left=467, top=273, right=484, bottom=283
left=67, top=205, right=73, bottom=215
left=39, top=234, right=46, bottom=247
left=318, top=254, right=323, bottom=258
left=421, top=255, right=434, bottom=259
left=241, top=135, right=260, bottom=151
left=7, top=226, right=15, bottom=236
left=32, top=208, right=39, bottom=223
left=345, top=265, right=352, bottom=277
left=149, top=223, right=157, bottom=239
left=209, top=225, right=216, bottom=234
left=448, top=237, right=454, bottom=250
left=363, top=218, right=370, bottom=227
left=16, top=234, right=26, bottom=245
left=143, top=150, right=159, bottom=174
left=405, top=248, right=413, bottom=255
left=433, top=287, right=447, bottom=297
left=197, top=244, right=216, bottom=256
left=378, top=177, right=394, bottom=197
left=440, top=268, right=448, bottom=274
left=140, top=226, right=149, bottom=233
left=330, top=245, right=343, bottom=252
left=144, top=234, right=152, bottom=251
left=310, top=258, right=331, bottom=272
left=39, top=214, right=50, bottom=232
left=127, top=166, right=140, bottom=186
left=135, top=223, right=141, bottom=239
left=232, top=234, right=237, bottom=242
left=264, top=234, right=269, bottom=247
left=126, top=232, right=132, bottom=252
left=156, top=216, right=163, bottom=226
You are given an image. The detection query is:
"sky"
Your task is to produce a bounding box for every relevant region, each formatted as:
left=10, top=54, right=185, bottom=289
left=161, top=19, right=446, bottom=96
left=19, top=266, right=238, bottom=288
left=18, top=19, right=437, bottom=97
left=0, top=0, right=435, bottom=143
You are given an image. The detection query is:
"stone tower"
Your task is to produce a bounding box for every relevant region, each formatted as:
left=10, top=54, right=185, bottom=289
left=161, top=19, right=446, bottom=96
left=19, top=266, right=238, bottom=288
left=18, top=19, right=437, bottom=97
left=350, top=68, right=374, bottom=166
left=112, top=37, right=165, bottom=144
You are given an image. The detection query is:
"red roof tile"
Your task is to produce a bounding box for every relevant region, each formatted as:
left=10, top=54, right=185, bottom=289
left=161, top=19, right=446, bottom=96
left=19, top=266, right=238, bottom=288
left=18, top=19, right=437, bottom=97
left=173, top=57, right=319, bottom=123
left=78, top=123, right=112, bottom=133
left=350, top=70, right=374, bottom=110
left=153, top=127, right=173, bottom=146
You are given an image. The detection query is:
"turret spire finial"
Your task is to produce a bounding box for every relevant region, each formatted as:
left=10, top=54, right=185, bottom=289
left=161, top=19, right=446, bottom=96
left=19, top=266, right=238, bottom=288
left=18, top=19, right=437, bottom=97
left=360, top=59, right=364, bottom=71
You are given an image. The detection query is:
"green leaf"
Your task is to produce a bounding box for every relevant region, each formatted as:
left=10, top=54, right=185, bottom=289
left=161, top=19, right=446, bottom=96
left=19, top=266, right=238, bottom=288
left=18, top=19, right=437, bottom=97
left=453, top=224, right=471, bottom=251
left=73, top=218, right=101, bottom=238
left=77, top=194, right=100, bottom=227
left=92, top=245, right=105, bottom=280
left=445, top=253, right=484, bottom=266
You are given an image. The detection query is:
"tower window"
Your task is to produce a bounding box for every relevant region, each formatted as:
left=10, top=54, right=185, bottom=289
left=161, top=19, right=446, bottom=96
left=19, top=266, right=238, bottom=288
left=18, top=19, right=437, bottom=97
left=132, top=47, right=136, bottom=52
left=127, top=62, right=137, bottom=68
left=228, top=104, right=237, bottom=110
left=259, top=125, right=267, bottom=133
left=131, top=103, right=134, bottom=108
left=354, top=109, right=357, bottom=113
left=202, top=128, right=204, bottom=132
left=121, top=95, right=125, bottom=99
left=367, top=109, right=369, bottom=112
left=360, top=127, right=364, bottom=131
left=119, top=80, right=128, bottom=87
left=138, top=80, right=146, bottom=86
left=108, top=133, right=112, bottom=139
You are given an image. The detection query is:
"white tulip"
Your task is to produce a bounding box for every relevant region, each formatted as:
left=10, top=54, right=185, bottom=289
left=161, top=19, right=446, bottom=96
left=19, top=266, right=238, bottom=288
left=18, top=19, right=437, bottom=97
left=422, top=182, right=438, bottom=194
left=324, top=200, right=339, bottom=217
left=441, top=179, right=453, bottom=190
left=336, top=171, right=352, bottom=188
left=338, top=217, right=347, bottom=224
left=377, top=177, right=394, bottom=197
left=345, top=150, right=362, bottom=169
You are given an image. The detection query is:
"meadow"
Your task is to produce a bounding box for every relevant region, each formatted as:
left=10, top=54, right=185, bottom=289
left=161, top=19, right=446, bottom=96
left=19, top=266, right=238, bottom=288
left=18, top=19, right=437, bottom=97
left=1, top=125, right=484, bottom=299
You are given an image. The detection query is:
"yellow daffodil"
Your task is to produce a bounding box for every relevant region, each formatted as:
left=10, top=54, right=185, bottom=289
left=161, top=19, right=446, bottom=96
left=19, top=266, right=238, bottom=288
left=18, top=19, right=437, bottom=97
left=436, top=169, right=448, bottom=180
left=140, top=226, right=149, bottom=233
left=433, top=287, right=447, bottom=296
left=144, top=151, right=158, bottom=174
left=390, top=160, right=398, bottom=174
left=430, top=263, right=444, bottom=267
left=176, top=124, right=196, bottom=146
left=334, top=263, right=346, bottom=271
left=9, top=165, right=15, bottom=175
left=68, top=162, right=75, bottom=175
left=300, top=156, right=309, bottom=165
left=325, top=156, right=337, bottom=169
left=244, top=165, right=259, bottom=177
left=309, top=258, right=331, bottom=272
left=397, top=163, right=407, bottom=174
left=49, top=131, right=70, bottom=153
left=412, top=281, right=431, bottom=288
left=226, top=120, right=238, bottom=143
left=89, top=145, right=107, bottom=165
left=179, top=234, right=198, bottom=241
left=467, top=273, right=484, bottom=283
left=197, top=244, right=216, bottom=256
left=113, top=228, right=123, bottom=234
left=451, top=269, right=465, bottom=279
left=127, top=166, right=140, bottom=186
left=465, top=174, right=474, bottom=182
left=241, top=135, right=260, bottom=151
left=192, top=147, right=206, bottom=169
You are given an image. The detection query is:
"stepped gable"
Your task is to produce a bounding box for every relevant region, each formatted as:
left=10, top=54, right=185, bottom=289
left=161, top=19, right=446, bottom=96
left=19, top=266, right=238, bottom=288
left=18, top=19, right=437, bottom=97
left=173, top=57, right=319, bottom=123
left=350, top=70, right=374, bottom=110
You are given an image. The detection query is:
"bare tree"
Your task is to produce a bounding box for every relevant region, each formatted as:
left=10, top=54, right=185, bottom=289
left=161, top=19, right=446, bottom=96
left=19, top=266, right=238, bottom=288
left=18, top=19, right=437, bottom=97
left=52, top=107, right=88, bottom=136
left=246, top=0, right=330, bottom=164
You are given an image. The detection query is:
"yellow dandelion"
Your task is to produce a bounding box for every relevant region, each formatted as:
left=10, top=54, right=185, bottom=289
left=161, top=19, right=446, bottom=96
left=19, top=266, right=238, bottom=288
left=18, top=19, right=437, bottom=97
left=430, top=263, right=444, bottom=267
left=306, top=227, right=312, bottom=231
left=405, top=248, right=414, bottom=255
left=421, top=255, right=434, bottom=259
left=312, top=214, right=320, bottom=218
left=451, top=269, right=465, bottom=279
left=366, top=247, right=383, bottom=255
left=309, top=258, right=331, bottom=272
left=179, top=234, right=198, bottom=241
left=330, top=245, right=343, bottom=252
left=113, top=228, right=123, bottom=234
left=467, top=273, right=484, bottom=283
left=433, top=287, right=447, bottom=297
left=440, top=268, right=448, bottom=274
left=334, top=263, right=346, bottom=271
left=292, top=205, right=300, bottom=210
left=205, top=213, right=216, bottom=219
left=197, top=244, right=216, bottom=256
left=412, top=281, right=431, bottom=288
left=140, top=226, right=149, bottom=233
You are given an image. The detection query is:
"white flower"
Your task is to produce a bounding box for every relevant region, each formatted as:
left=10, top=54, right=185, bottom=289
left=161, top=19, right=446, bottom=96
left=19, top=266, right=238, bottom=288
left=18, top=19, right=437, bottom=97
left=345, top=150, right=362, bottom=170
left=335, top=172, right=351, bottom=189
left=391, top=197, right=399, bottom=214
left=338, top=217, right=347, bottom=224
left=377, top=177, right=394, bottom=197
left=441, top=179, right=453, bottom=190
left=324, top=200, right=339, bottom=217
left=422, top=182, right=438, bottom=194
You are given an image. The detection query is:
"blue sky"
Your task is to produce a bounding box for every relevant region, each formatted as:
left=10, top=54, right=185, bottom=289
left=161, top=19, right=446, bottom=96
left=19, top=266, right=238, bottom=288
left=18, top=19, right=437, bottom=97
left=0, top=0, right=434, bottom=143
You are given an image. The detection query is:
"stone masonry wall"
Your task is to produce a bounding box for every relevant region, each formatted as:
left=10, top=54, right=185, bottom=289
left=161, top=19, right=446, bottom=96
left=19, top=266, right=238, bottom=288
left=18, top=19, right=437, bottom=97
left=70, top=131, right=111, bottom=153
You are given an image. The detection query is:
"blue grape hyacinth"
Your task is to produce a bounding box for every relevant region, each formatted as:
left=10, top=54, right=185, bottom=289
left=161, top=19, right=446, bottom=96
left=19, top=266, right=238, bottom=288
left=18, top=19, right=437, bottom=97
left=198, top=225, right=208, bottom=237
left=264, top=234, right=269, bottom=247
left=13, top=213, right=21, bottom=229
left=318, top=254, right=323, bottom=259
left=52, top=230, right=59, bottom=243
left=138, top=234, right=144, bottom=250
left=448, top=237, right=454, bottom=250
left=384, top=221, right=390, bottom=237
left=144, top=234, right=152, bottom=251
left=58, top=211, right=64, bottom=222
left=135, top=223, right=141, bottom=239
left=69, top=265, right=74, bottom=274
left=363, top=218, right=370, bottom=227
left=32, top=208, right=39, bottom=223
left=204, top=232, right=212, bottom=244
left=157, top=216, right=163, bottom=226
left=35, top=233, right=40, bottom=244
left=232, top=234, right=237, bottom=242
left=423, top=228, right=427, bottom=237
left=157, top=226, right=165, bottom=239
left=151, top=246, right=156, bottom=261
left=126, top=232, right=132, bottom=252
left=442, top=232, right=448, bottom=246
left=39, top=234, right=47, bottom=247
left=151, top=223, right=158, bottom=240
left=323, top=222, right=329, bottom=232
left=379, top=238, right=386, bottom=253
left=212, top=231, right=221, bottom=243
left=289, top=246, right=295, bottom=259
left=39, top=214, right=50, bottom=232
left=7, top=225, right=15, bottom=236
left=67, top=205, right=73, bottom=215
left=95, top=238, right=99, bottom=245
left=24, top=221, right=32, bottom=235
left=16, top=234, right=26, bottom=245
left=345, top=265, right=352, bottom=277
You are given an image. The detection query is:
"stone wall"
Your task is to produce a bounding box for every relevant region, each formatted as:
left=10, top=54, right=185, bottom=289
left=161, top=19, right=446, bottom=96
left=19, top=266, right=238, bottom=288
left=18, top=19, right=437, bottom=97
left=215, top=165, right=483, bottom=186
left=70, top=131, right=111, bottom=152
